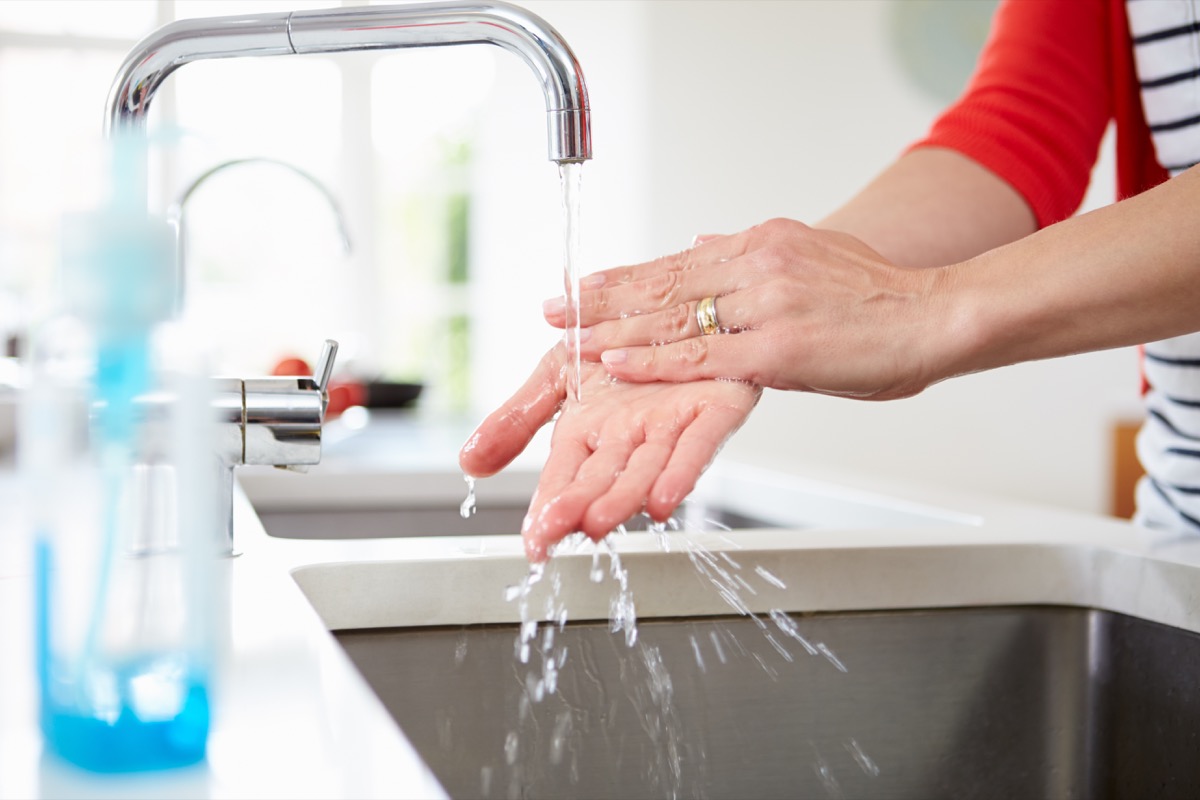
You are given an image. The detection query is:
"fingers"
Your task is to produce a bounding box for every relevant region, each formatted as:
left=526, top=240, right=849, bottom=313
left=581, top=438, right=674, bottom=535
left=577, top=293, right=751, bottom=359
left=523, top=434, right=637, bottom=561
left=458, top=343, right=566, bottom=478
left=543, top=234, right=747, bottom=327
left=520, top=436, right=592, bottom=562
left=544, top=267, right=729, bottom=329
left=647, top=398, right=759, bottom=520
left=600, top=331, right=769, bottom=386
left=593, top=233, right=744, bottom=288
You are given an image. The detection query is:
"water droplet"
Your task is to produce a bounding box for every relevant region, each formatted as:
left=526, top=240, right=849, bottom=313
left=459, top=474, right=477, bottom=519
left=845, top=738, right=880, bottom=777
left=764, top=632, right=794, bottom=662
left=689, top=633, right=707, bottom=672
left=813, top=749, right=842, bottom=798
left=755, top=564, right=787, bottom=589
left=454, top=631, right=468, bottom=665
left=709, top=630, right=727, bottom=664
left=550, top=711, right=573, bottom=765
left=504, top=731, right=519, bottom=765
left=817, top=642, right=848, bottom=673
left=733, top=573, right=758, bottom=595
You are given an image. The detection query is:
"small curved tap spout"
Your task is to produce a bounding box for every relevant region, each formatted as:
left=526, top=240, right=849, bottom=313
left=166, top=157, right=352, bottom=312
left=105, top=1, right=592, bottom=163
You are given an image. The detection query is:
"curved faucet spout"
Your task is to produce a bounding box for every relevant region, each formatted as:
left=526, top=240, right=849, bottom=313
left=167, top=157, right=353, bottom=313
left=105, top=1, right=592, bottom=163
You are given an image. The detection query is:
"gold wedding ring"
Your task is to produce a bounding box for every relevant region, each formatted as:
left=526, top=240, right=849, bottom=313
left=696, top=295, right=720, bottom=336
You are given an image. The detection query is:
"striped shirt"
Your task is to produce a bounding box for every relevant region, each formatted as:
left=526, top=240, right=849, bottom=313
left=1128, top=0, right=1200, bottom=533
left=914, top=0, right=1200, bottom=534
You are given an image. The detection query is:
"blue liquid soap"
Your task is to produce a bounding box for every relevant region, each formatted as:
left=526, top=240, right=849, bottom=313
left=35, top=541, right=210, bottom=772
left=27, top=132, right=214, bottom=774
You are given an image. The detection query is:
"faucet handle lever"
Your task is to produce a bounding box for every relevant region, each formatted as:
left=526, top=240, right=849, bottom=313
left=313, top=339, right=338, bottom=394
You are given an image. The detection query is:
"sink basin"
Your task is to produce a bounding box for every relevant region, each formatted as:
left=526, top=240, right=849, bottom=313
left=333, top=605, right=1200, bottom=800
left=287, top=514, right=1200, bottom=800
left=247, top=416, right=1199, bottom=798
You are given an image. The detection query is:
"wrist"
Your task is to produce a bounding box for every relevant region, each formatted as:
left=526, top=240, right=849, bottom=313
left=922, top=258, right=995, bottom=385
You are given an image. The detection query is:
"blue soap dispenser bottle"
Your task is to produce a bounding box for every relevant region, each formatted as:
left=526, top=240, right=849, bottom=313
left=21, top=135, right=218, bottom=772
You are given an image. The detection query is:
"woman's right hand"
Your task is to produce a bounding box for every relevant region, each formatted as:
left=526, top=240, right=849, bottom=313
left=459, top=341, right=761, bottom=561
left=544, top=218, right=961, bottom=401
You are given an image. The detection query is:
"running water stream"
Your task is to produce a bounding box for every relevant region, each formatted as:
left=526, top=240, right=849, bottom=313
left=559, top=162, right=584, bottom=404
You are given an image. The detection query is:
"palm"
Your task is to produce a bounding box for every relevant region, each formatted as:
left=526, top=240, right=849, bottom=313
left=460, top=343, right=760, bottom=560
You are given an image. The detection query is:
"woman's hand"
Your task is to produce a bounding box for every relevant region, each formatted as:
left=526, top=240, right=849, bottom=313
left=543, top=218, right=958, bottom=401
left=459, top=341, right=760, bottom=561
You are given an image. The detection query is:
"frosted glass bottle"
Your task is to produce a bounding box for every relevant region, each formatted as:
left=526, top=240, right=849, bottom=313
left=21, top=142, right=217, bottom=772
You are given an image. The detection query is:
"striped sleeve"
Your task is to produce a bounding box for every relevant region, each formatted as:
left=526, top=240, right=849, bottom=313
left=1127, top=0, right=1200, bottom=174
left=1136, top=332, right=1200, bottom=533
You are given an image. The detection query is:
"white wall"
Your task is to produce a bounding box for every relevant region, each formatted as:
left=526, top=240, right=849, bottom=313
left=469, top=1, right=1143, bottom=515
left=468, top=1, right=652, bottom=421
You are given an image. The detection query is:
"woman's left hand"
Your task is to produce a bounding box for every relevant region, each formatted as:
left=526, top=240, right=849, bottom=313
left=544, top=218, right=956, bottom=401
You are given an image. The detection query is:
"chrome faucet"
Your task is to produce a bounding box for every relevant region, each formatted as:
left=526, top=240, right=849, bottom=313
left=211, top=340, right=338, bottom=555
left=105, top=2, right=592, bottom=552
left=166, top=159, right=351, bottom=554
left=105, top=1, right=592, bottom=163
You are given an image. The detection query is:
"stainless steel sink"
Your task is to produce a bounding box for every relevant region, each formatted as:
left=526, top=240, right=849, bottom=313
left=333, top=605, right=1200, bottom=800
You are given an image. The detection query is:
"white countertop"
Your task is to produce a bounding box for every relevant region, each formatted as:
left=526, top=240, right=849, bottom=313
left=4, top=411, right=1200, bottom=798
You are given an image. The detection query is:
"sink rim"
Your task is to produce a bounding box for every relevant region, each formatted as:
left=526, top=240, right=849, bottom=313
left=282, top=525, right=1200, bottom=640
left=240, top=459, right=988, bottom=530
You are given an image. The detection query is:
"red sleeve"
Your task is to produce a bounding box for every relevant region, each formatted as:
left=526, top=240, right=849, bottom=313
left=911, top=0, right=1113, bottom=229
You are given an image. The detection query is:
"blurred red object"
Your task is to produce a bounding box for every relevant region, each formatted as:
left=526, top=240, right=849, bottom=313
left=270, top=355, right=360, bottom=419
left=271, top=356, right=310, bottom=378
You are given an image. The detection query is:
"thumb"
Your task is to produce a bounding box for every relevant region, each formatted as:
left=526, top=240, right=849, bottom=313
left=459, top=343, right=566, bottom=476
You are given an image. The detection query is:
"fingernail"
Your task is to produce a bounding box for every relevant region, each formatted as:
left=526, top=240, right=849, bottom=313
left=542, top=296, right=564, bottom=316
left=601, top=349, right=627, bottom=365
left=581, top=274, right=605, bottom=289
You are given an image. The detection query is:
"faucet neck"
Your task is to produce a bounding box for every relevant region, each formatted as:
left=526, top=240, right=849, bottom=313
left=105, top=1, right=591, bottom=163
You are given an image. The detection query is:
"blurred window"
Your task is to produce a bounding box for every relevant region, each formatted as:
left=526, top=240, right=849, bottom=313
left=0, top=0, right=490, bottom=411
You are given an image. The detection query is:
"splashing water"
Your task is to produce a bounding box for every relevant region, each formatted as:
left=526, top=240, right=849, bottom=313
left=488, top=509, right=870, bottom=797
left=845, top=737, right=880, bottom=776
left=812, top=744, right=844, bottom=799
left=754, top=564, right=787, bottom=590
left=601, top=533, right=638, bottom=648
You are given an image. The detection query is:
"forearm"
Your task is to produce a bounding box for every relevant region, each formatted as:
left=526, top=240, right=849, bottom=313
left=938, top=165, right=1200, bottom=379
left=818, top=147, right=1037, bottom=269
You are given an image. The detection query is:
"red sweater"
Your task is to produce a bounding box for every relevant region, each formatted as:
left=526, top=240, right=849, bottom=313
left=915, top=0, right=1168, bottom=228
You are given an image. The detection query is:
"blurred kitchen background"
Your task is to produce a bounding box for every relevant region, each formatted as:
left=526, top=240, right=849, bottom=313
left=0, top=1, right=1141, bottom=517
